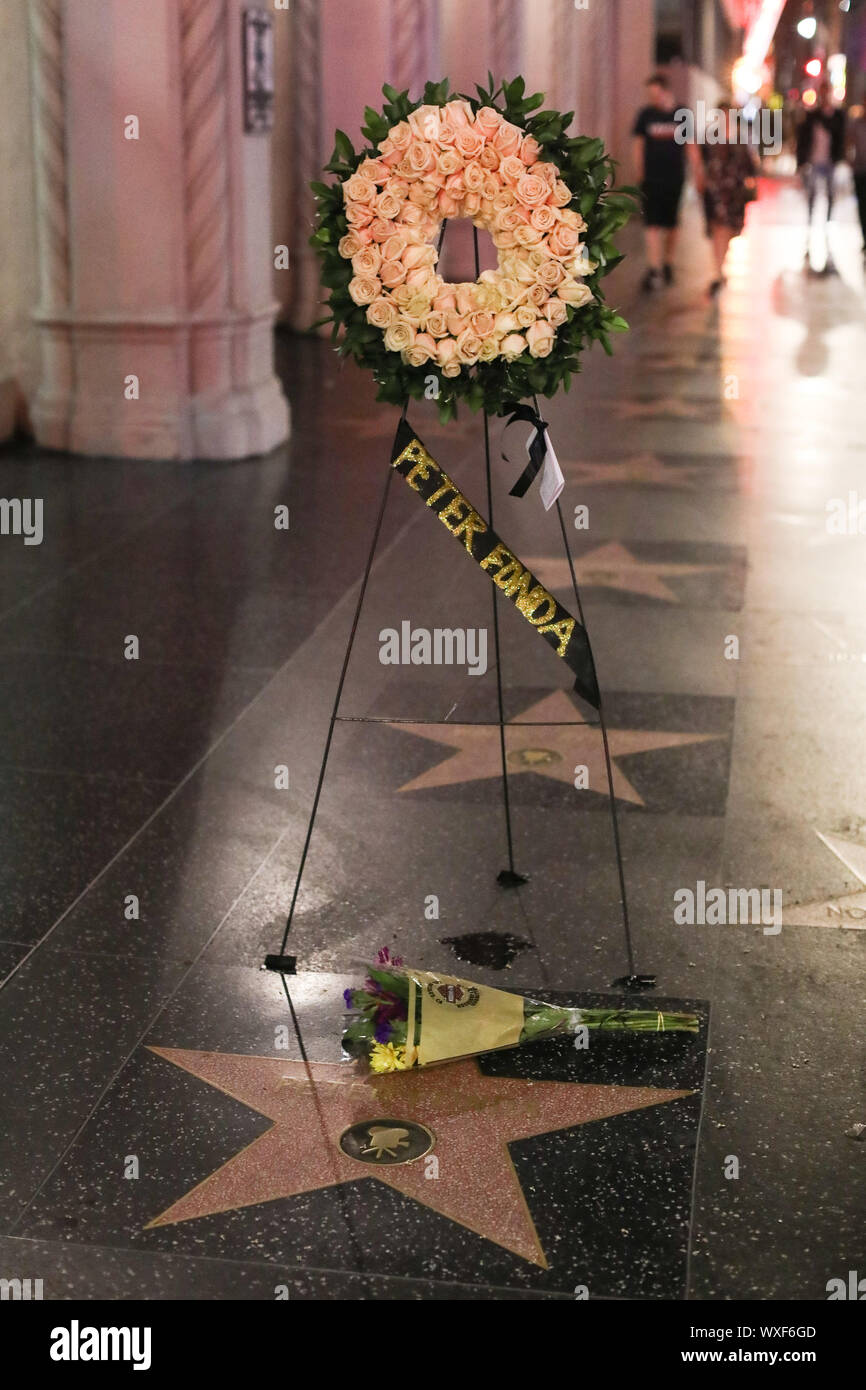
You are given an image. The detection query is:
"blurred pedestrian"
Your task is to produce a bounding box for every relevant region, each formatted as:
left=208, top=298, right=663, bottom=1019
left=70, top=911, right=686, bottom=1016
left=689, top=105, right=758, bottom=297
left=796, top=82, right=845, bottom=225
left=632, top=73, right=686, bottom=292
left=847, top=105, right=866, bottom=255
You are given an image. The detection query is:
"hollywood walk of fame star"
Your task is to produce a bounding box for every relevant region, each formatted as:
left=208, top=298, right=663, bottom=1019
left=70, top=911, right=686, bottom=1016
left=523, top=541, right=727, bottom=603
left=558, top=454, right=708, bottom=489
left=389, top=690, right=721, bottom=804
left=146, top=1048, right=690, bottom=1266
left=784, top=830, right=866, bottom=930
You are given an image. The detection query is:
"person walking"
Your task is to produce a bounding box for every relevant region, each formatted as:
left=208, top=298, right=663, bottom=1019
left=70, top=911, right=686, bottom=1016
left=847, top=104, right=866, bottom=255
left=796, top=82, right=845, bottom=226
left=632, top=73, right=687, bottom=292
left=689, top=105, right=759, bottom=297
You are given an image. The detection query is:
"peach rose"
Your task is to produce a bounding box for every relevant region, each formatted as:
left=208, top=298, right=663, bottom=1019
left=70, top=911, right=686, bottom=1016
left=455, top=283, right=478, bottom=315
left=474, top=107, right=503, bottom=139
left=437, top=192, right=461, bottom=217
left=463, top=160, right=485, bottom=194
left=446, top=311, right=469, bottom=337
left=545, top=299, right=568, bottom=327
left=481, top=172, right=501, bottom=202
left=369, top=217, right=397, bottom=242
left=471, top=310, right=497, bottom=337
left=515, top=174, right=550, bottom=209
left=408, top=105, right=442, bottom=141
left=437, top=119, right=457, bottom=147
left=496, top=278, right=521, bottom=307
left=492, top=187, right=516, bottom=210
left=514, top=223, right=544, bottom=248
left=387, top=122, right=412, bottom=150
left=549, top=223, right=581, bottom=258
left=455, top=329, right=483, bottom=364
left=409, top=181, right=439, bottom=207
left=379, top=144, right=403, bottom=169
left=432, top=291, right=457, bottom=311
left=385, top=176, right=410, bottom=201
left=344, top=175, right=376, bottom=204
left=403, top=332, right=438, bottom=366
left=407, top=140, right=436, bottom=175
left=527, top=319, right=555, bottom=357
left=338, top=232, right=363, bottom=259
left=493, top=231, right=518, bottom=250
left=382, top=231, right=409, bottom=261
left=366, top=297, right=396, bottom=329
left=402, top=244, right=436, bottom=270
left=479, top=143, right=501, bottom=171
left=359, top=158, right=389, bottom=184
left=464, top=191, right=482, bottom=216
left=437, top=148, right=463, bottom=177
left=406, top=266, right=437, bottom=295
left=531, top=160, right=558, bottom=185
left=390, top=283, right=414, bottom=307
left=454, top=126, right=484, bottom=161
left=352, top=245, right=382, bottom=276
left=444, top=99, right=474, bottom=129
left=348, top=275, right=381, bottom=305
left=437, top=338, right=462, bottom=376
left=493, top=121, right=523, bottom=157
left=557, top=280, right=593, bottom=306
left=495, top=207, right=524, bottom=233
left=425, top=310, right=449, bottom=338
left=478, top=336, right=499, bottom=362
left=375, top=191, right=401, bottom=220
left=399, top=204, right=425, bottom=227
left=515, top=305, right=537, bottom=329
left=527, top=283, right=549, bottom=308
left=552, top=180, right=573, bottom=208
left=345, top=202, right=374, bottom=227
left=530, top=204, right=558, bottom=232
left=379, top=258, right=407, bottom=288
left=500, top=332, right=527, bottom=361
left=520, top=136, right=542, bottom=165
left=494, top=311, right=518, bottom=335
left=384, top=321, right=416, bottom=352
left=500, top=154, right=526, bottom=186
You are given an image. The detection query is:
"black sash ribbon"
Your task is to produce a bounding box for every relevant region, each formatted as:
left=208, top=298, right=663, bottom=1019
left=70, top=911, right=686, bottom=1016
left=390, top=419, right=600, bottom=709
left=502, top=399, right=549, bottom=499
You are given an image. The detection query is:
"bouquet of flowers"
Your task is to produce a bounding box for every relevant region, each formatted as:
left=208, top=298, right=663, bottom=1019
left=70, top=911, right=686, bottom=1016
left=343, top=949, right=699, bottom=1072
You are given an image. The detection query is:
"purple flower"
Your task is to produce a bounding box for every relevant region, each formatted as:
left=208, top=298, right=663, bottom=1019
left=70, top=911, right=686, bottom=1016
left=343, top=987, right=355, bottom=1011
left=374, top=1016, right=393, bottom=1044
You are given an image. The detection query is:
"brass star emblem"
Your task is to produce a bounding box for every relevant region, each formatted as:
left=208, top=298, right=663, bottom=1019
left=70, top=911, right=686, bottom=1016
left=390, top=690, right=721, bottom=804
left=146, top=1049, right=690, bottom=1267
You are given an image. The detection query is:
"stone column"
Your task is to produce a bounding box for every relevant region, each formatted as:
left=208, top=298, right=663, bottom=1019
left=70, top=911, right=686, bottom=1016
left=28, top=0, right=289, bottom=461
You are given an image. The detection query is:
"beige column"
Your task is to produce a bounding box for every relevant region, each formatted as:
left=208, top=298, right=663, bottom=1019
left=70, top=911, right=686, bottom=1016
left=28, top=0, right=289, bottom=461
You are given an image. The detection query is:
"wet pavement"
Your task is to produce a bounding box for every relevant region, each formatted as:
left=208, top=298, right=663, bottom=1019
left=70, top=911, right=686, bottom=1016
left=0, top=177, right=864, bottom=1300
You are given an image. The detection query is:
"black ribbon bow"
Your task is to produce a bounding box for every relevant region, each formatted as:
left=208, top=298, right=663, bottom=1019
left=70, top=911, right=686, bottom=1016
left=503, top=400, right=550, bottom=499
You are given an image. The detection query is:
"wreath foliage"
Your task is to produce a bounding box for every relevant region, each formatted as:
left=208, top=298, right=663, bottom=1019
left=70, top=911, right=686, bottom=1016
left=310, top=75, right=636, bottom=421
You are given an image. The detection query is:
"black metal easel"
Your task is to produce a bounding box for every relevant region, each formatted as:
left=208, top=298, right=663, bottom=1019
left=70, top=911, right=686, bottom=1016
left=266, top=223, right=651, bottom=990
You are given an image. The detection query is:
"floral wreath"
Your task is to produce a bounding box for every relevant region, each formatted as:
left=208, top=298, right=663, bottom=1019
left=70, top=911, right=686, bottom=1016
left=311, top=77, right=635, bottom=421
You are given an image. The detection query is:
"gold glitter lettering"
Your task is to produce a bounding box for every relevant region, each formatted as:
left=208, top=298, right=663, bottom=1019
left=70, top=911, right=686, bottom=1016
left=438, top=495, right=471, bottom=532
left=537, top=617, right=575, bottom=657
left=479, top=542, right=515, bottom=575
left=515, top=585, right=558, bottom=625
left=451, top=509, right=488, bottom=555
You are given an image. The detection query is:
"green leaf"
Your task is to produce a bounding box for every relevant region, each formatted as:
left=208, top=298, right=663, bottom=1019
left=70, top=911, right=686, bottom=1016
left=332, top=129, right=355, bottom=164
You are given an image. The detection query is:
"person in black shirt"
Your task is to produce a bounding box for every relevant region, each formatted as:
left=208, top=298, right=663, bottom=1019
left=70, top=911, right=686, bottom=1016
left=632, top=73, right=687, bottom=291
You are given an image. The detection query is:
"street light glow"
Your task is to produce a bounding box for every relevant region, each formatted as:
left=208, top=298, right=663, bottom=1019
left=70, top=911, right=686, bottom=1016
left=797, top=17, right=818, bottom=38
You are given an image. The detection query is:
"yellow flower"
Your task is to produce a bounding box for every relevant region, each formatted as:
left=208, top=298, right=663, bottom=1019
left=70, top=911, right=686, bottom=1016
left=368, top=1043, right=411, bottom=1073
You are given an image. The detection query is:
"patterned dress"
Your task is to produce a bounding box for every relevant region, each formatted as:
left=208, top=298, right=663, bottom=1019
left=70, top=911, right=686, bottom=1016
left=701, top=144, right=758, bottom=235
